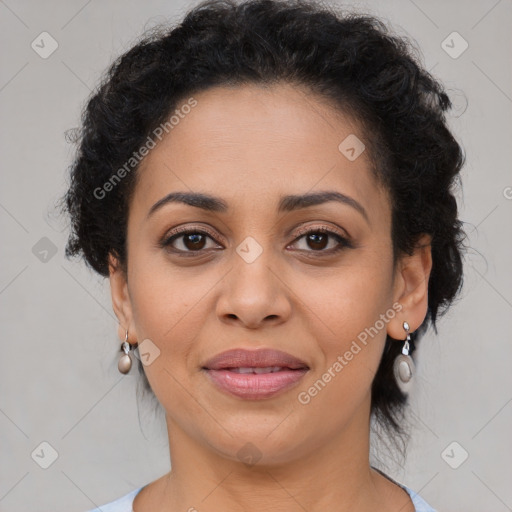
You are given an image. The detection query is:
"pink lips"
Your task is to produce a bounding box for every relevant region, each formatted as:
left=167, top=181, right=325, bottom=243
left=202, top=348, right=309, bottom=400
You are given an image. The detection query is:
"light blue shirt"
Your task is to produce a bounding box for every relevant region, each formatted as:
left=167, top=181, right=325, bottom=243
left=86, top=482, right=437, bottom=511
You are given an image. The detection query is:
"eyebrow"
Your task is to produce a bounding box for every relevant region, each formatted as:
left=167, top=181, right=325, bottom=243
left=146, top=190, right=369, bottom=224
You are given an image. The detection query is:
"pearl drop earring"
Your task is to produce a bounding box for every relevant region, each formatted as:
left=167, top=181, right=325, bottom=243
left=393, top=321, right=415, bottom=388
left=118, top=330, right=137, bottom=374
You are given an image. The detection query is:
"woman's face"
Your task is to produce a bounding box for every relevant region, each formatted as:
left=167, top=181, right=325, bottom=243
left=110, top=83, right=429, bottom=466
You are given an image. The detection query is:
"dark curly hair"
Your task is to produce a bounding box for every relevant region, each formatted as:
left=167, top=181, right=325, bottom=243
left=59, top=0, right=467, bottom=453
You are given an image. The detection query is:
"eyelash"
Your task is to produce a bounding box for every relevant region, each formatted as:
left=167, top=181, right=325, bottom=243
left=159, top=225, right=353, bottom=257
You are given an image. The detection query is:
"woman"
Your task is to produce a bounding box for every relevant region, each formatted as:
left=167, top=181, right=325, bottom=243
left=61, top=0, right=466, bottom=510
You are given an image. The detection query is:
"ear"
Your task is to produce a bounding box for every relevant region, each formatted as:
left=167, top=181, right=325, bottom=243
left=387, top=234, right=433, bottom=340
left=108, top=253, right=139, bottom=345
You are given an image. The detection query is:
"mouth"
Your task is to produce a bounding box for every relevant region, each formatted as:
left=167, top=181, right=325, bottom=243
left=202, top=347, right=309, bottom=371
left=203, top=367, right=309, bottom=400
left=214, top=366, right=306, bottom=373
left=201, top=348, right=310, bottom=399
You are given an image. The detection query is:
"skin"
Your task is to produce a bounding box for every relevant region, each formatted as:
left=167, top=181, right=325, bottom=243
left=109, top=82, right=432, bottom=512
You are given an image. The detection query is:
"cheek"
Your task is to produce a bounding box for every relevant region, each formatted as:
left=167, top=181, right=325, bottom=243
left=127, top=256, right=218, bottom=369
left=306, top=258, right=392, bottom=341
left=294, top=278, right=391, bottom=428
left=300, top=254, right=393, bottom=390
left=129, top=237, right=212, bottom=316
left=127, top=268, right=216, bottom=419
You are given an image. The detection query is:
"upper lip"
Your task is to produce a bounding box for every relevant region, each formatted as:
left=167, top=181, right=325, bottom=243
left=203, top=348, right=309, bottom=370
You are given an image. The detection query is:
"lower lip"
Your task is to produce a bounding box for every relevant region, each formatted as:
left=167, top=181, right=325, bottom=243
left=203, top=368, right=308, bottom=400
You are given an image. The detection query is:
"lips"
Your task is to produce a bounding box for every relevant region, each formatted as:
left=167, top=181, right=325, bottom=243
left=202, top=348, right=309, bottom=399
left=226, top=366, right=290, bottom=374
left=202, top=348, right=309, bottom=371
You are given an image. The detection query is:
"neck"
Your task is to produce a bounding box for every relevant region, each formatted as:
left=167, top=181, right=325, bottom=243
left=147, top=396, right=399, bottom=512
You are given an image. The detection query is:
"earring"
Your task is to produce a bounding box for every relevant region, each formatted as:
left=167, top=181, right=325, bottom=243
left=118, top=330, right=137, bottom=374
left=393, top=321, right=415, bottom=386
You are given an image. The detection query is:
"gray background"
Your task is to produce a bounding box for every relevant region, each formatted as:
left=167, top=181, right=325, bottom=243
left=1, top=0, right=511, bottom=511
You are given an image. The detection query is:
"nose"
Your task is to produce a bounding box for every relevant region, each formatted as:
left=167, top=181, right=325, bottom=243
left=216, top=249, right=292, bottom=329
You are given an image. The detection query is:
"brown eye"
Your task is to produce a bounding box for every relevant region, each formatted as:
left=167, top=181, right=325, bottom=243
left=161, top=229, right=221, bottom=254
left=290, top=227, right=352, bottom=254
left=180, top=232, right=207, bottom=250
left=304, top=232, right=329, bottom=250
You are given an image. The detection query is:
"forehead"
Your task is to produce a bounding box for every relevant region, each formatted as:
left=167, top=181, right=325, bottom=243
left=129, top=83, right=389, bottom=225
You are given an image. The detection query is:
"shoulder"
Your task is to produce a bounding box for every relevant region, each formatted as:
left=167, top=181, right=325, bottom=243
left=402, top=484, right=438, bottom=512
left=84, top=487, right=143, bottom=512
left=371, top=466, right=437, bottom=512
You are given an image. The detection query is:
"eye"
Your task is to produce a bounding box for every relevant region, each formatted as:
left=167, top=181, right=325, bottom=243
left=160, top=227, right=222, bottom=255
left=159, top=225, right=353, bottom=256
left=289, top=226, right=352, bottom=255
